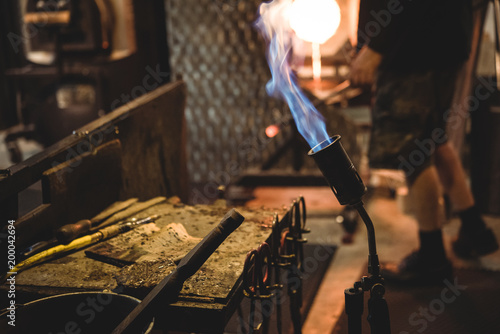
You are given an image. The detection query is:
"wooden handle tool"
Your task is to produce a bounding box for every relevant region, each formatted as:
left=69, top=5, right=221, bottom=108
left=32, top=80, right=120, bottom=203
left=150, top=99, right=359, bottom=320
left=55, top=198, right=139, bottom=244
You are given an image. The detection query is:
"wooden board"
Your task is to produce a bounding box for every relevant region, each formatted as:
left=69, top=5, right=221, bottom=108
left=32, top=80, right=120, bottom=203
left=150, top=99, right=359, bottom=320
left=14, top=139, right=122, bottom=248
left=0, top=81, right=187, bottom=222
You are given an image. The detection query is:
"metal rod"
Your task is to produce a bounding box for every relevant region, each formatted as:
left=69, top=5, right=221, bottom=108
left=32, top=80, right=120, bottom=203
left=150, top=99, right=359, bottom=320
left=353, top=202, right=380, bottom=276
left=112, top=209, right=245, bottom=334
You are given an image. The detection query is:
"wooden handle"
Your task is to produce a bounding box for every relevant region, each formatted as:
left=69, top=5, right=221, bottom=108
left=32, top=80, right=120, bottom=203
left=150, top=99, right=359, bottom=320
left=55, top=198, right=139, bottom=244
left=93, top=197, right=166, bottom=231
left=55, top=220, right=92, bottom=244
left=112, top=209, right=245, bottom=334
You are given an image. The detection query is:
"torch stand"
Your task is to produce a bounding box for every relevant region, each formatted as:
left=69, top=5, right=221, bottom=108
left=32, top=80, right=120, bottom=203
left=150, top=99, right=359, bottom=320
left=308, top=135, right=391, bottom=334
left=344, top=202, right=390, bottom=334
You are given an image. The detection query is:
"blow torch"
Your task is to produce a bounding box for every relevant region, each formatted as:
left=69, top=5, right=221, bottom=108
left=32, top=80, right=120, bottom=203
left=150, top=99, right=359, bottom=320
left=309, top=135, right=391, bottom=334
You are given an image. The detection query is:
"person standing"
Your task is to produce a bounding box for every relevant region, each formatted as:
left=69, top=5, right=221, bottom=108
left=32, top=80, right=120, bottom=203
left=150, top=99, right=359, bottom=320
left=350, top=0, right=498, bottom=283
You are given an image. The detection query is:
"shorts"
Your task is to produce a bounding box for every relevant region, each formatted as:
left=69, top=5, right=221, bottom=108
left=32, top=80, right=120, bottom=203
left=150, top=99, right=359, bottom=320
left=368, top=68, right=459, bottom=178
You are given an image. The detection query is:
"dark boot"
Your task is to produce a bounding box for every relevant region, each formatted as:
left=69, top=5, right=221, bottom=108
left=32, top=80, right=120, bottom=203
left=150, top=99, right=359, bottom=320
left=381, top=250, right=453, bottom=285
left=453, top=227, right=499, bottom=258
left=382, top=229, right=452, bottom=285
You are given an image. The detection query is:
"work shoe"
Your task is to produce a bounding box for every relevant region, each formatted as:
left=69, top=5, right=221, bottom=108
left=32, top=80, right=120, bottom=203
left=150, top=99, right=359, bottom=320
left=452, top=227, right=499, bottom=258
left=381, top=251, right=453, bottom=285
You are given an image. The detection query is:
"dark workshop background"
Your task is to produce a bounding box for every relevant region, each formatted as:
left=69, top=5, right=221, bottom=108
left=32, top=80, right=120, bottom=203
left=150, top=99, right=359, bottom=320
left=0, top=0, right=498, bottom=213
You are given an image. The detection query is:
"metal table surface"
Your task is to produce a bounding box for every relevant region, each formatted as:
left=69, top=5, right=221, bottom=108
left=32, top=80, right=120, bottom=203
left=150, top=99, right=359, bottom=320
left=4, top=200, right=290, bottom=333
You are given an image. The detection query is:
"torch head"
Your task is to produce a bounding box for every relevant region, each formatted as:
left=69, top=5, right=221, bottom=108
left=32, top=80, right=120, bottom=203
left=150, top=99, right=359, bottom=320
left=308, top=135, right=366, bottom=205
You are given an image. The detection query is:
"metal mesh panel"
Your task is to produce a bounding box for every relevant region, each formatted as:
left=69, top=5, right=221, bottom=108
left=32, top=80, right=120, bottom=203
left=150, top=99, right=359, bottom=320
left=166, top=0, right=288, bottom=184
left=165, top=0, right=359, bottom=186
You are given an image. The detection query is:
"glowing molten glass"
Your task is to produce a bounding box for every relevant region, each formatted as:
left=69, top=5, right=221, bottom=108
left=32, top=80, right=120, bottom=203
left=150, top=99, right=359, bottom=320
left=289, top=0, right=341, bottom=45
left=289, top=0, right=341, bottom=81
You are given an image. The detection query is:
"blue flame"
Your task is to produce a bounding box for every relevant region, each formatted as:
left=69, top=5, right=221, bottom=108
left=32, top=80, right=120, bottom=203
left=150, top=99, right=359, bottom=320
left=255, top=0, right=331, bottom=151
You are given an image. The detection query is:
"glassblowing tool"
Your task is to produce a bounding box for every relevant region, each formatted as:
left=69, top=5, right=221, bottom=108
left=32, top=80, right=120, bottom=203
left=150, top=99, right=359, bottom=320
left=2, top=215, right=161, bottom=281
left=22, top=197, right=163, bottom=259
left=55, top=198, right=139, bottom=244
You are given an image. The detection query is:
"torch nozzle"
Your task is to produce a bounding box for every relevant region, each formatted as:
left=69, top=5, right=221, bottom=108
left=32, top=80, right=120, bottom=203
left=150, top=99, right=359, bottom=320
left=308, top=135, right=366, bottom=206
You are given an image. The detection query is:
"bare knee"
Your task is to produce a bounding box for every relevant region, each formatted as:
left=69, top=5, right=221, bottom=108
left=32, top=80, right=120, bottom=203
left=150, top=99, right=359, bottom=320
left=436, top=142, right=458, bottom=162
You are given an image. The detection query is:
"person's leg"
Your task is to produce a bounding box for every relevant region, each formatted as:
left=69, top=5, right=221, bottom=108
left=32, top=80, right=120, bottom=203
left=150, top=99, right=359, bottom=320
left=408, top=165, right=443, bottom=232
left=381, top=165, right=452, bottom=283
left=435, top=142, right=474, bottom=211
left=407, top=165, right=448, bottom=266
left=435, top=142, right=498, bottom=257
